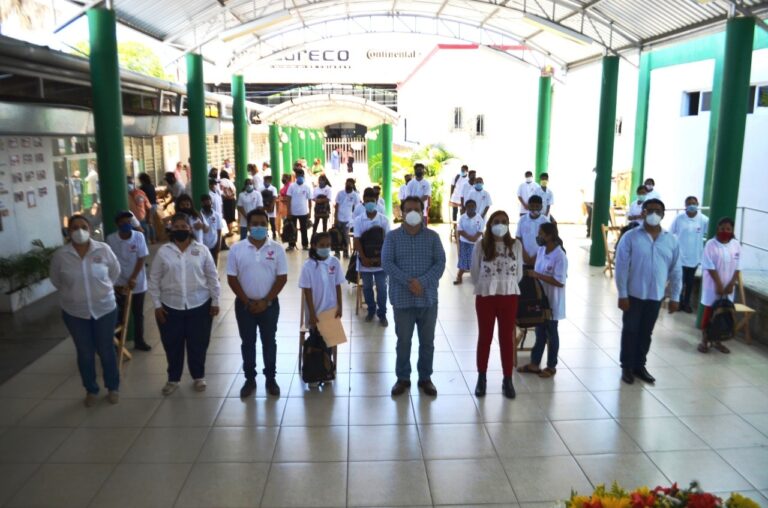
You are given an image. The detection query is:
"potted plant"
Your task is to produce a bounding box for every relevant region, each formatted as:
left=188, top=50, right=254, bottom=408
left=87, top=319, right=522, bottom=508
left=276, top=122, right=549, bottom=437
left=0, top=240, right=59, bottom=313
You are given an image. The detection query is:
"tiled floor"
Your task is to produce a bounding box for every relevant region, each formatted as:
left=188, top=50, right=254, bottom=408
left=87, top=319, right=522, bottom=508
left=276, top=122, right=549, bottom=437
left=1, top=225, right=767, bottom=507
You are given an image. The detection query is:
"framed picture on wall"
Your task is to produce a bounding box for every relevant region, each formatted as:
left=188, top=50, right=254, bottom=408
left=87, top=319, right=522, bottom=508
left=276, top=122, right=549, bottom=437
left=24, top=171, right=34, bottom=182
left=23, top=154, right=33, bottom=164
left=21, top=138, right=31, bottom=148
left=26, top=190, right=36, bottom=208
left=11, top=172, right=22, bottom=183
left=8, top=138, right=18, bottom=149
left=9, top=155, right=19, bottom=167
left=35, top=153, right=44, bottom=163
left=13, top=191, right=23, bottom=203
left=33, top=137, right=42, bottom=148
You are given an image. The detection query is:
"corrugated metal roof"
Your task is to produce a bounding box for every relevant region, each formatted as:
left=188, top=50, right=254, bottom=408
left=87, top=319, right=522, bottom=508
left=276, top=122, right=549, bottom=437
left=109, top=0, right=768, bottom=69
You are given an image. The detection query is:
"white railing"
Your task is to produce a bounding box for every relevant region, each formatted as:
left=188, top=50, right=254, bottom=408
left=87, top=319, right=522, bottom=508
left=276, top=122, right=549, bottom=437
left=324, top=137, right=367, bottom=166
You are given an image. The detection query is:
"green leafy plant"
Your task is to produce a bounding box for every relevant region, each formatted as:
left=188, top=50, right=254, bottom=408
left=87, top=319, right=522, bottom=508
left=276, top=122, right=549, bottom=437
left=71, top=40, right=171, bottom=80
left=0, top=240, right=58, bottom=294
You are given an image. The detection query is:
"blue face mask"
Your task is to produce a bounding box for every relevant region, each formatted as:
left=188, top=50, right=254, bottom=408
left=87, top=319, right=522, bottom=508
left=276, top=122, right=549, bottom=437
left=475, top=183, right=484, bottom=191
left=118, top=223, right=132, bottom=234
left=686, top=205, right=698, bottom=214
left=296, top=177, right=305, bottom=185
left=316, top=247, right=331, bottom=259
left=364, top=202, right=377, bottom=213
left=249, top=226, right=268, bottom=240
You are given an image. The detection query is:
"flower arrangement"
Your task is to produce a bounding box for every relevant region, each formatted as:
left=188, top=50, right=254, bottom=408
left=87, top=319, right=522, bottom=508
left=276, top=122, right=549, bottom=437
left=564, top=482, right=759, bottom=508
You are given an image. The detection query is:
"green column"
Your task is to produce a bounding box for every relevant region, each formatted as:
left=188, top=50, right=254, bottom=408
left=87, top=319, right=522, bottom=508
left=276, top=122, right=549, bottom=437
left=589, top=56, right=620, bottom=267
left=300, top=129, right=308, bottom=161
left=702, top=48, right=726, bottom=207
left=232, top=74, right=248, bottom=191
left=707, top=17, right=755, bottom=236
left=282, top=127, right=293, bottom=178
left=186, top=53, right=208, bottom=209
left=382, top=123, right=393, bottom=219
left=269, top=124, right=281, bottom=182
left=534, top=74, right=552, bottom=180
left=630, top=52, right=651, bottom=199
left=290, top=127, right=300, bottom=167
left=87, top=7, right=127, bottom=236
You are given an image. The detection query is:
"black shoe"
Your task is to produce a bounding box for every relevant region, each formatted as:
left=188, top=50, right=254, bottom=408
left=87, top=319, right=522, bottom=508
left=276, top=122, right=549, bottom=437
left=475, top=373, right=487, bottom=397
left=364, top=314, right=374, bottom=323
left=621, top=368, right=635, bottom=385
left=287, top=246, right=296, bottom=252
left=683, top=305, right=693, bottom=314
left=265, top=378, right=281, bottom=397
left=302, top=246, right=309, bottom=251
left=391, top=379, right=411, bottom=396
left=634, top=368, right=656, bottom=384
left=240, top=380, right=256, bottom=398
left=220, top=244, right=230, bottom=251
left=379, top=317, right=389, bottom=327
left=133, top=342, right=152, bottom=352
left=502, top=377, right=515, bottom=399
left=418, top=378, right=438, bottom=396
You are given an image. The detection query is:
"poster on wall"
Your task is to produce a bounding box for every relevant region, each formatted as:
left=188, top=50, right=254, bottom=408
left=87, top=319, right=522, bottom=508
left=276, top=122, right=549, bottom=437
left=10, top=155, right=19, bottom=167
left=26, top=191, right=36, bottom=208
left=38, top=187, right=47, bottom=197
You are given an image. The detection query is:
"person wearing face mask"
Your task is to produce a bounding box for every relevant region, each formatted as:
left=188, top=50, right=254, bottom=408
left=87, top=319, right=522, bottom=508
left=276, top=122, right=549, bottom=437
left=218, top=171, right=238, bottom=237
left=312, top=175, right=333, bottom=236
left=107, top=211, right=151, bottom=352
left=382, top=197, right=446, bottom=397
left=454, top=200, right=484, bottom=285
left=615, top=198, right=682, bottom=385
left=450, top=165, right=470, bottom=222
left=277, top=174, right=292, bottom=237
left=470, top=210, right=523, bottom=399
left=227, top=208, right=288, bottom=397
left=149, top=214, right=221, bottom=395
left=50, top=215, right=122, bottom=406
left=399, top=174, right=412, bottom=203
left=127, top=176, right=151, bottom=243
left=236, top=178, right=264, bottom=240
left=373, top=185, right=386, bottom=210
left=644, top=178, right=660, bottom=201
left=460, top=170, right=477, bottom=213
left=464, top=177, right=493, bottom=219
left=173, top=194, right=209, bottom=244
left=515, top=195, right=550, bottom=267
left=163, top=172, right=185, bottom=208
left=261, top=175, right=279, bottom=239
left=334, top=178, right=360, bottom=258
left=286, top=169, right=313, bottom=251
left=405, top=163, right=432, bottom=224
left=200, top=194, right=224, bottom=265
left=247, top=163, right=264, bottom=192
left=670, top=196, right=709, bottom=313
left=698, top=217, right=741, bottom=354
left=517, top=171, right=541, bottom=216
left=627, top=185, right=649, bottom=226
left=536, top=173, right=554, bottom=219
left=138, top=173, right=158, bottom=244
left=354, top=188, right=391, bottom=326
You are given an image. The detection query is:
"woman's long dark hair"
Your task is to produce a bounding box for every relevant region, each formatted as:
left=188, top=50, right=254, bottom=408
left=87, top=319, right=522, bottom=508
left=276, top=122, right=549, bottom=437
left=176, top=194, right=199, bottom=218
left=539, top=222, right=566, bottom=253
left=309, top=232, right=331, bottom=265
left=481, top=210, right=515, bottom=262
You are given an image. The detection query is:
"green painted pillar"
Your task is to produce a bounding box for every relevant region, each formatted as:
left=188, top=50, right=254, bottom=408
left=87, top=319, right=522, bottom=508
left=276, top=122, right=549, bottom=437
left=702, top=46, right=726, bottom=207
left=301, top=129, right=308, bottom=161
left=589, top=56, right=620, bottom=267
left=707, top=17, right=755, bottom=236
left=87, top=7, right=127, bottom=236
left=232, top=74, right=248, bottom=192
left=630, top=52, right=651, bottom=200
left=290, top=127, right=300, bottom=168
left=186, top=53, right=208, bottom=209
left=281, top=127, right=293, bottom=178
left=534, top=74, right=552, bottom=180
left=269, top=124, right=281, bottom=182
left=382, top=123, right=393, bottom=219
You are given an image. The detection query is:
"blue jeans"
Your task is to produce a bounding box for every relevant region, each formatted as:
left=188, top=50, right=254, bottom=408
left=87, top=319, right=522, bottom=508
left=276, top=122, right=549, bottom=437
left=361, top=270, right=387, bottom=319
left=235, top=298, right=279, bottom=380
left=62, top=309, right=119, bottom=394
left=531, top=320, right=559, bottom=369
left=393, top=304, right=438, bottom=381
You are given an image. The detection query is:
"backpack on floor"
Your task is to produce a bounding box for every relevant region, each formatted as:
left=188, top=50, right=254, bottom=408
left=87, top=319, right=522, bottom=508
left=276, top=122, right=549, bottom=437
left=302, top=329, right=335, bottom=383
left=282, top=218, right=297, bottom=244
left=706, top=298, right=736, bottom=342
left=330, top=224, right=345, bottom=252
left=516, top=274, right=552, bottom=327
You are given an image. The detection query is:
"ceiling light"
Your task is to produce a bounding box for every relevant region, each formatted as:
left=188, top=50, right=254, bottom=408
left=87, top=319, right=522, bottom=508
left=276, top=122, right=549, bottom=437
left=523, top=12, right=594, bottom=45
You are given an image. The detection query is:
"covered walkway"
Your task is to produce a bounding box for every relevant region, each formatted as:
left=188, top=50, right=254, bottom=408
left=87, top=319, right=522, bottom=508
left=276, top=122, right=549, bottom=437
left=1, top=226, right=767, bottom=507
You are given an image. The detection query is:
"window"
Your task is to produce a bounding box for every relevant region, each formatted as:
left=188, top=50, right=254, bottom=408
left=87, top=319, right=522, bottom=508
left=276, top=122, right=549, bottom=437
left=758, top=86, right=768, bottom=108
left=701, top=91, right=712, bottom=112
left=475, top=114, right=485, bottom=136
left=453, top=107, right=463, bottom=129
left=747, top=85, right=756, bottom=114
left=682, top=91, right=701, bottom=116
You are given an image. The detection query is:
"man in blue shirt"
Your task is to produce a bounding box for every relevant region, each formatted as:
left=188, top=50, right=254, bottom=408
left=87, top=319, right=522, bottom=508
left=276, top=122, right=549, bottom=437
left=382, top=196, right=446, bottom=397
left=615, top=198, right=682, bottom=385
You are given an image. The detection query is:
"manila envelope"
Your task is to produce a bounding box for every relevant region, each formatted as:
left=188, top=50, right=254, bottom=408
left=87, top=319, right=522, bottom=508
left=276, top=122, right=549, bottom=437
left=316, top=309, right=348, bottom=347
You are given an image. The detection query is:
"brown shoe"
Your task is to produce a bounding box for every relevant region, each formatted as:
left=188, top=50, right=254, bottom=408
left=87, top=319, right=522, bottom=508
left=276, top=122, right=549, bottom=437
left=390, top=379, right=411, bottom=396
left=418, top=379, right=438, bottom=396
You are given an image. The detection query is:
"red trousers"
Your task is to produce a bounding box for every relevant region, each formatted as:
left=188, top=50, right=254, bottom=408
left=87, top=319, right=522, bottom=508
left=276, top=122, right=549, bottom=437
left=475, top=294, right=519, bottom=376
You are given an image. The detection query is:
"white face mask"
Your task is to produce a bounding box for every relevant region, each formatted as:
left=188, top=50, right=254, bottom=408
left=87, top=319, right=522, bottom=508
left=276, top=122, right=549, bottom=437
left=645, top=212, right=662, bottom=227
left=491, top=224, right=508, bottom=237
left=525, top=177, right=533, bottom=184
left=405, top=210, right=422, bottom=226
left=71, top=228, right=90, bottom=244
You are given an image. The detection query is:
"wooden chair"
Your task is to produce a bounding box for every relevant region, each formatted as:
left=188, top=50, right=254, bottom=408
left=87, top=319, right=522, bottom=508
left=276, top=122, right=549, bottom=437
left=355, top=271, right=364, bottom=316
left=601, top=224, right=622, bottom=277
left=298, top=292, right=338, bottom=381
left=734, top=272, right=756, bottom=344
left=113, top=288, right=133, bottom=370
left=450, top=219, right=458, bottom=243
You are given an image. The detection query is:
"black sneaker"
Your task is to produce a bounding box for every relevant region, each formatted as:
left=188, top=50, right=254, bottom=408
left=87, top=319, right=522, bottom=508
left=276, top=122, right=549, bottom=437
left=418, top=378, right=438, bottom=396
left=474, top=373, right=487, bottom=397
left=265, top=378, right=281, bottom=397
left=240, top=380, right=256, bottom=398
left=379, top=317, right=389, bottom=327
left=390, top=379, right=411, bottom=396
left=134, top=342, right=152, bottom=352
left=364, top=314, right=374, bottom=323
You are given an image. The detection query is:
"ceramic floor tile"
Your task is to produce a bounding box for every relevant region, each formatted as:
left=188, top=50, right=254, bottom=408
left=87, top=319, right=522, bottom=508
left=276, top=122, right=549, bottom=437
left=80, top=398, right=162, bottom=427
left=520, top=369, right=586, bottom=393
left=0, top=427, right=73, bottom=463
left=742, top=413, right=768, bottom=436
left=214, top=397, right=286, bottom=427
left=533, top=391, right=610, bottom=421
left=617, top=417, right=709, bottom=452
left=650, top=389, right=734, bottom=416
left=349, top=395, right=414, bottom=425
left=719, top=447, right=768, bottom=490
left=575, top=453, right=669, bottom=489
left=48, top=427, right=140, bottom=463
left=16, top=399, right=92, bottom=427
left=0, top=463, right=39, bottom=506
left=680, top=414, right=768, bottom=449
left=591, top=389, right=673, bottom=418
left=413, top=394, right=481, bottom=424
left=198, top=426, right=280, bottom=462
left=0, top=374, right=69, bottom=399
left=502, top=456, right=593, bottom=502
left=486, top=422, right=570, bottom=458
left=648, top=450, right=753, bottom=492
left=0, top=399, right=40, bottom=426
left=281, top=396, right=349, bottom=426
left=553, top=419, right=641, bottom=455
left=6, top=463, right=113, bottom=508
left=474, top=393, right=547, bottom=423
left=347, top=460, right=432, bottom=507
left=122, top=427, right=209, bottom=463
left=89, top=463, right=192, bottom=508
left=348, top=425, right=423, bottom=461
left=261, top=462, right=347, bottom=508
left=426, top=458, right=516, bottom=505
left=146, top=397, right=225, bottom=427
left=174, top=462, right=270, bottom=508
left=418, top=424, right=496, bottom=460
left=349, top=372, right=401, bottom=396
left=570, top=368, right=644, bottom=392
left=708, top=386, right=768, bottom=414
left=273, top=426, right=348, bottom=462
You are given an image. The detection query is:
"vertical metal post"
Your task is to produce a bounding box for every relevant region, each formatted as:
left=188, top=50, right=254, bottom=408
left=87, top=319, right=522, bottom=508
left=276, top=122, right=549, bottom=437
left=269, top=124, right=281, bottom=182
left=630, top=52, right=651, bottom=200
left=282, top=127, right=293, bottom=178
left=186, top=53, right=208, bottom=209
left=232, top=74, right=249, bottom=191
left=382, top=123, right=393, bottom=219
left=534, top=73, right=552, bottom=180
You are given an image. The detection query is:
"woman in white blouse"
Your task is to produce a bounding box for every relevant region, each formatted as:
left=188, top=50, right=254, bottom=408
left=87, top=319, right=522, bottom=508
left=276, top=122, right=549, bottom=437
left=148, top=214, right=221, bottom=395
left=470, top=210, right=524, bottom=399
left=49, top=215, right=121, bottom=407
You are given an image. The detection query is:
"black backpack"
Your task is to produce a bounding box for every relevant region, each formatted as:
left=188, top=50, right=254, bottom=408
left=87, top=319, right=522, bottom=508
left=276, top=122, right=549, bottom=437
left=314, top=197, right=331, bottom=218
left=261, top=190, right=275, bottom=213
left=345, top=253, right=359, bottom=284
left=516, top=274, right=552, bottom=327
left=302, top=329, right=335, bottom=383
left=359, top=226, right=385, bottom=267
left=282, top=218, right=297, bottom=244
left=330, top=224, right=345, bottom=252
left=706, top=298, right=736, bottom=342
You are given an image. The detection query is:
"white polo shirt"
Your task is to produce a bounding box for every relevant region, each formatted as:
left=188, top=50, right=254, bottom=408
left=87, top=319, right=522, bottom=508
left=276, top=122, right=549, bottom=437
left=226, top=238, right=288, bottom=300
left=534, top=245, right=568, bottom=320
left=209, top=189, right=223, bottom=216
left=517, top=181, right=541, bottom=213
left=262, top=185, right=278, bottom=218
left=670, top=212, right=709, bottom=268
left=148, top=240, right=221, bottom=310
left=537, top=187, right=554, bottom=214
left=335, top=190, right=360, bottom=223
left=458, top=213, right=485, bottom=244
left=515, top=213, right=550, bottom=260
left=464, top=189, right=493, bottom=217
left=106, top=230, right=149, bottom=293
left=352, top=212, right=390, bottom=273
left=287, top=182, right=313, bottom=216
left=299, top=256, right=345, bottom=315
left=406, top=178, right=432, bottom=217
left=313, top=186, right=333, bottom=201
left=201, top=210, right=224, bottom=250
left=236, top=190, right=263, bottom=227
left=354, top=203, right=386, bottom=217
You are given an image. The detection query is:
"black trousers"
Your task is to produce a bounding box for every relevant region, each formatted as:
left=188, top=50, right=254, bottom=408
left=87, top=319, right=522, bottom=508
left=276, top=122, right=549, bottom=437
left=451, top=206, right=459, bottom=222
left=209, top=247, right=219, bottom=267
left=312, top=216, right=329, bottom=236
left=585, top=203, right=594, bottom=237
left=269, top=217, right=277, bottom=239
left=158, top=300, right=213, bottom=382
left=116, top=291, right=146, bottom=345
left=620, top=297, right=662, bottom=370
left=289, top=214, right=310, bottom=248
left=681, top=266, right=697, bottom=309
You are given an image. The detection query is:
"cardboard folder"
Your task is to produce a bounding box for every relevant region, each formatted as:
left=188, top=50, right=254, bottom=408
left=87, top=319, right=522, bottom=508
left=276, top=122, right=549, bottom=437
left=316, top=309, right=348, bottom=347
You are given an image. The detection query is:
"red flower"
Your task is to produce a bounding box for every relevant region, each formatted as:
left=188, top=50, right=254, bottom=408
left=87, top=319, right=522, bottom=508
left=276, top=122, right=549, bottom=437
left=630, top=492, right=656, bottom=507
left=688, top=493, right=722, bottom=508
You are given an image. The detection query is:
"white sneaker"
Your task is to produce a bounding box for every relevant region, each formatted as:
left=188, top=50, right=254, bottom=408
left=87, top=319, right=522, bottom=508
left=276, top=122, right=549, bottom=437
left=161, top=382, right=179, bottom=396
left=107, top=391, right=119, bottom=404
left=84, top=393, right=98, bottom=407
left=193, top=379, right=207, bottom=392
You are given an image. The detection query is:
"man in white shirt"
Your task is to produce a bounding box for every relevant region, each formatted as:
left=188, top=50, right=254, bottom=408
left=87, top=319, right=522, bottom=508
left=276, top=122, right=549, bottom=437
left=107, top=211, right=151, bottom=351
left=286, top=168, right=313, bottom=251
left=236, top=178, right=263, bottom=240
left=517, top=171, right=541, bottom=216
left=536, top=172, right=554, bottom=218
left=261, top=175, right=279, bottom=239
left=459, top=170, right=477, bottom=212
left=86, top=166, right=100, bottom=204
left=354, top=188, right=391, bottom=326
left=200, top=194, right=224, bottom=266
left=405, top=163, right=432, bottom=224
left=398, top=174, right=412, bottom=202
left=248, top=164, right=264, bottom=192
left=670, top=196, right=709, bottom=313
left=644, top=177, right=661, bottom=202
left=335, top=178, right=360, bottom=258
left=515, top=195, right=550, bottom=266
left=450, top=165, right=469, bottom=223
left=163, top=172, right=185, bottom=208
left=627, top=185, right=649, bottom=226
left=464, top=177, right=493, bottom=218
left=227, top=208, right=288, bottom=398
